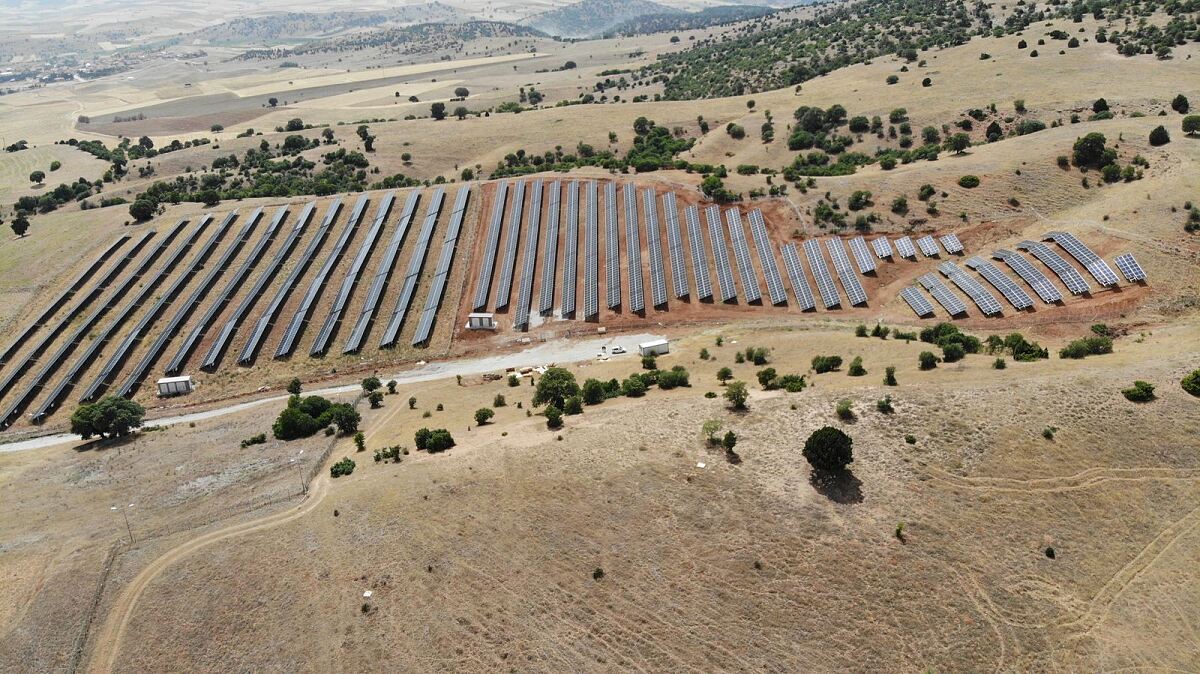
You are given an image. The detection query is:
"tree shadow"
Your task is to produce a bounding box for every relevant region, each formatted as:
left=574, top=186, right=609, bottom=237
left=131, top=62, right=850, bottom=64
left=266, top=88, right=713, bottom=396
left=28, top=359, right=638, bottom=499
left=724, top=449, right=741, bottom=465
left=73, top=434, right=138, bottom=453
left=809, top=468, right=863, bottom=504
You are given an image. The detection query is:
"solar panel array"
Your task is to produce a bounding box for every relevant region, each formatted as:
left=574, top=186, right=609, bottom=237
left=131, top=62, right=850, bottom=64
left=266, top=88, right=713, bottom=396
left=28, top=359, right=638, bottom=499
left=378, top=189, right=445, bottom=348
left=847, top=236, right=877, bottom=274
left=964, top=256, right=1033, bottom=310
left=916, top=235, right=940, bottom=257
left=900, top=287, right=936, bottom=318
left=684, top=206, right=713, bottom=300
left=1016, top=240, right=1089, bottom=294
left=514, top=180, right=544, bottom=330
left=939, top=234, right=964, bottom=254
left=1114, top=253, right=1146, bottom=282
left=1043, top=231, right=1120, bottom=286
left=472, top=181, right=508, bottom=311
left=561, top=182, right=579, bottom=318
left=582, top=182, right=599, bottom=319
left=494, top=181, right=526, bottom=311
left=605, top=182, right=621, bottom=308
left=276, top=195, right=370, bottom=358
left=166, top=209, right=266, bottom=373
left=539, top=181, right=561, bottom=316
left=992, top=249, right=1062, bottom=303
left=937, top=261, right=1002, bottom=315
left=642, top=189, right=668, bottom=307
left=748, top=210, right=786, bottom=305
left=238, top=199, right=342, bottom=365
left=780, top=243, right=816, bottom=311
left=345, top=191, right=421, bottom=353
left=871, top=236, right=894, bottom=259
left=706, top=206, right=737, bottom=302
left=725, top=209, right=761, bottom=303
left=624, top=186, right=645, bottom=312
left=803, top=239, right=840, bottom=308
left=663, top=193, right=688, bottom=299
left=310, top=193, right=394, bottom=356
left=918, top=273, right=968, bottom=316
left=895, top=236, right=917, bottom=258
left=412, top=185, right=471, bottom=346
left=826, top=238, right=868, bottom=306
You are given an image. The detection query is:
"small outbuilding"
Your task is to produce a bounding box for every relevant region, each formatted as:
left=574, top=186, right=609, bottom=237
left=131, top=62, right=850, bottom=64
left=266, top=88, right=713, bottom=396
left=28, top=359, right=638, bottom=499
left=638, top=339, right=670, bottom=357
left=467, top=312, right=496, bottom=330
left=156, top=375, right=194, bottom=397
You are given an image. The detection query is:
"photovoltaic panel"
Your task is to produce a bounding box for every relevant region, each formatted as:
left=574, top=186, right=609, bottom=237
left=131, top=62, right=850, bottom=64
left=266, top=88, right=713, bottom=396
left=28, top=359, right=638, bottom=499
left=663, top=193, right=688, bottom=299
left=1042, top=231, right=1120, bottom=287
left=939, top=233, right=964, bottom=254
left=344, top=190, right=421, bottom=353
left=377, top=188, right=444, bottom=348
left=1016, top=240, right=1089, bottom=294
left=826, top=238, right=867, bottom=306
left=747, top=210, right=786, bottom=305
left=916, top=235, right=940, bottom=257
left=605, top=182, right=621, bottom=309
left=779, top=243, right=816, bottom=311
left=895, top=236, right=917, bottom=258
left=725, top=209, right=761, bottom=303
left=918, top=273, right=968, bottom=316
left=900, top=287, right=936, bottom=318
left=705, top=206, right=736, bottom=302
left=472, top=181, right=508, bottom=310
left=1114, top=253, right=1146, bottom=283
left=539, top=181, right=561, bottom=316
left=847, top=236, right=877, bottom=274
left=583, top=181, right=600, bottom=319
left=623, top=185, right=644, bottom=312
left=642, top=189, right=667, bottom=307
left=937, top=260, right=1002, bottom=316
left=495, top=181, right=526, bottom=311
left=513, top=180, right=543, bottom=330
left=871, top=236, right=893, bottom=259
left=964, top=256, right=1033, bottom=310
left=684, top=206, right=712, bottom=300
left=992, top=249, right=1062, bottom=303
left=803, top=239, right=840, bottom=309
left=412, top=185, right=471, bottom=346
left=275, top=195, right=369, bottom=358
left=560, top=181, right=579, bottom=317
left=238, top=199, right=342, bottom=365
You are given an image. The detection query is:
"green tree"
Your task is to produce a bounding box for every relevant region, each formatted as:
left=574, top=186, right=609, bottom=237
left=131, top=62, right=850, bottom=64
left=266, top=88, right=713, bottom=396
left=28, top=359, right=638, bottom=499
left=848, top=356, right=866, bottom=376
left=564, top=395, right=583, bottom=415
left=330, top=457, right=355, bottom=477
left=722, top=430, right=738, bottom=452
left=581, top=378, right=606, bottom=405
left=474, top=408, right=495, bottom=425
left=285, top=118, right=304, bottom=131
left=641, top=354, right=657, bottom=370
left=454, top=86, right=470, bottom=98
left=1072, top=132, right=1110, bottom=167
left=533, top=367, right=579, bottom=409
left=431, top=102, right=447, bottom=120
left=29, top=170, right=45, bottom=184
left=545, top=405, right=563, bottom=429
left=803, top=426, right=853, bottom=471
left=11, top=215, right=30, bottom=237
left=129, top=198, right=157, bottom=222
left=717, top=366, right=733, bottom=384
left=945, top=133, right=970, bottom=154
left=367, top=391, right=384, bottom=408
left=702, top=419, right=722, bottom=444
left=325, top=403, right=361, bottom=435
left=409, top=396, right=418, bottom=409
left=918, top=351, right=939, bottom=370
left=353, top=431, right=366, bottom=452
left=362, top=376, right=382, bottom=393
left=724, top=380, right=749, bottom=409
left=454, top=106, right=469, bottom=120
left=883, top=366, right=897, bottom=386
left=70, top=397, right=146, bottom=439
left=1181, top=369, right=1200, bottom=397
left=1183, top=116, right=1200, bottom=136
left=1149, top=125, right=1170, bottom=146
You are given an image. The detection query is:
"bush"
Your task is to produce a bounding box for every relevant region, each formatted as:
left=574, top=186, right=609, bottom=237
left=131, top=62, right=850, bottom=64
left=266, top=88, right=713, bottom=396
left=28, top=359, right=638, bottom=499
left=621, top=375, right=647, bottom=397
left=362, top=376, right=382, bottom=393
left=408, top=396, right=417, bottom=409
left=993, top=357, right=1007, bottom=370
left=564, top=395, right=584, bottom=415
left=724, top=381, right=749, bottom=409
left=581, top=378, right=606, bottom=405
left=918, top=351, right=939, bottom=370
left=474, top=408, right=495, bottom=425
left=855, top=324, right=868, bottom=337
left=905, top=434, right=916, bottom=444
left=958, top=175, right=980, bottom=189
left=330, top=457, right=356, bottom=478
left=883, top=366, right=897, bottom=386
left=545, top=405, right=563, bottom=429
left=743, top=346, right=770, bottom=365
left=1121, top=381, right=1156, bottom=402
left=367, top=391, right=384, bottom=408
left=507, top=374, right=520, bottom=387
left=416, top=428, right=455, bottom=452
left=812, top=355, right=843, bottom=373
left=803, top=426, right=853, bottom=471
left=658, top=366, right=690, bottom=389
left=848, top=356, right=866, bottom=377
left=835, top=399, right=855, bottom=420
left=876, top=396, right=894, bottom=414
left=642, top=355, right=657, bottom=370
left=1149, top=125, right=1170, bottom=146
left=1182, top=369, right=1200, bottom=397
left=716, top=367, right=733, bottom=383
left=1059, top=336, right=1112, bottom=359
left=240, top=433, right=267, bottom=448
left=942, top=343, right=965, bottom=363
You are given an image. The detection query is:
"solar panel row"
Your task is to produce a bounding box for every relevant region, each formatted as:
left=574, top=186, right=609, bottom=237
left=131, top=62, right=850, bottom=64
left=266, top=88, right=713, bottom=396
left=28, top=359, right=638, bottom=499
left=561, top=182, right=580, bottom=318
left=937, top=261, right=1002, bottom=315
left=539, top=181, right=561, bottom=316
left=1016, top=240, right=1090, bottom=294
left=663, top=193, right=688, bottom=299
left=495, top=181, right=526, bottom=311
left=895, top=236, right=917, bottom=258
left=916, top=235, right=940, bottom=257
left=412, top=185, right=471, bottom=346
left=847, top=236, right=877, bottom=274
left=779, top=243, right=816, bottom=311
left=992, top=249, right=1062, bottom=303
left=514, top=180, right=544, bottom=330
left=964, top=256, right=1033, bottom=310
left=684, top=206, right=713, bottom=300
left=725, top=209, right=761, bottom=303
left=583, top=182, right=600, bottom=319
left=900, top=286, right=936, bottom=318
left=803, top=239, right=840, bottom=309
left=918, top=273, right=968, bottom=316
left=939, top=233, right=964, bottom=254
left=643, top=189, right=667, bottom=307
left=605, top=182, right=621, bottom=309
left=624, top=186, right=645, bottom=312
left=871, top=236, right=894, bottom=259
left=748, top=210, right=786, bottom=305
left=1113, top=253, right=1146, bottom=282
left=826, top=238, right=868, bottom=306
left=706, top=206, right=736, bottom=302
left=377, top=189, right=445, bottom=348
left=239, top=199, right=343, bottom=365
left=344, top=190, right=422, bottom=353
left=1043, top=231, right=1120, bottom=286
left=472, top=182, right=508, bottom=310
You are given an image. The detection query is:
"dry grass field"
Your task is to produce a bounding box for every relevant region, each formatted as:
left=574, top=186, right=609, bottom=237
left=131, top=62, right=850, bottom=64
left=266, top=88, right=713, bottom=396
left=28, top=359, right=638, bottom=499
left=1, top=1, right=1199, bottom=671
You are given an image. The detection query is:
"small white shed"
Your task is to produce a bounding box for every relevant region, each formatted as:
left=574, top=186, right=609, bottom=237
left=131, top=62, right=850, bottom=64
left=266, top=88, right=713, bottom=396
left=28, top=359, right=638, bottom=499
left=467, top=312, right=496, bottom=330
left=638, top=339, right=670, bottom=357
left=156, top=375, right=194, bottom=397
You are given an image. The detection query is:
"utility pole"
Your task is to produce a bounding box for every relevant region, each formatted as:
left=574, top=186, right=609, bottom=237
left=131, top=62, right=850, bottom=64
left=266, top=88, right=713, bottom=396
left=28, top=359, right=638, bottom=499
left=111, top=504, right=135, bottom=544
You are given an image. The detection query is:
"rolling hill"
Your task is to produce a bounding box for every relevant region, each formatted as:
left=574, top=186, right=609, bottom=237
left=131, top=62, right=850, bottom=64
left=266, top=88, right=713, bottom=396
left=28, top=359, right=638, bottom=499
left=522, top=0, right=680, bottom=38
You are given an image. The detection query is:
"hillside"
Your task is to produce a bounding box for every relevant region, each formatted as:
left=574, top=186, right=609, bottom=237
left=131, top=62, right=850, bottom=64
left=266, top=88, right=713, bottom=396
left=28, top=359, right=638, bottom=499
left=523, top=0, right=680, bottom=38
left=178, top=4, right=467, bottom=47
left=236, top=21, right=546, bottom=60
left=606, top=4, right=776, bottom=37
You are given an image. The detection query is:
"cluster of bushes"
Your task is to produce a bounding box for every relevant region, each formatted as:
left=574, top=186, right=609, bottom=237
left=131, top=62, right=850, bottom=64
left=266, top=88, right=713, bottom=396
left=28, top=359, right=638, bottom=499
left=272, top=395, right=360, bottom=440
left=1121, top=381, right=1155, bottom=402
left=756, top=368, right=807, bottom=391
left=1182, top=369, right=1200, bottom=397
left=414, top=428, right=455, bottom=453
left=330, top=457, right=355, bottom=478
left=373, top=445, right=404, bottom=462
left=491, top=117, right=696, bottom=178
left=855, top=323, right=894, bottom=339
left=70, top=396, right=146, bottom=440
left=734, top=346, right=771, bottom=365
left=984, top=333, right=1048, bottom=361
left=1059, top=335, right=1113, bottom=359
left=919, top=323, right=981, bottom=362
left=811, top=355, right=843, bottom=374
left=240, top=433, right=267, bottom=448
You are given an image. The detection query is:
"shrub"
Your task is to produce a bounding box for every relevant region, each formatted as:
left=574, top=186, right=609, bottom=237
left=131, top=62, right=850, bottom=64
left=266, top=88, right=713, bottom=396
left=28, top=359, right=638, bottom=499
left=581, top=378, right=606, bottom=405
left=775, top=374, right=807, bottom=392
left=1121, top=381, right=1156, bottom=402
left=367, top=391, right=384, bottom=408
left=993, top=357, right=1007, bottom=370
left=1182, top=369, right=1200, bottom=397
left=362, top=376, right=382, bottom=393
left=811, top=355, right=843, bottom=373
left=848, top=356, right=866, bottom=377
left=353, top=431, right=366, bottom=452
left=904, top=434, right=916, bottom=444
left=507, top=374, right=520, bottom=387
left=545, top=405, right=563, bottom=429
left=417, top=428, right=455, bottom=452
left=918, top=351, right=939, bottom=370
left=533, top=367, right=579, bottom=409
left=408, top=396, right=417, bottom=409
left=702, top=419, right=722, bottom=444
left=474, top=408, right=495, bottom=425
left=803, top=426, right=853, bottom=471
left=958, top=175, right=980, bottom=188
left=387, top=380, right=397, bottom=394
left=1059, top=336, right=1112, bottom=359
left=744, top=346, right=770, bottom=365
left=835, top=399, right=855, bottom=420
left=876, top=396, right=894, bottom=414
left=493, top=393, right=506, bottom=407
left=1043, top=426, right=1056, bottom=440
left=621, top=375, right=647, bottom=397
left=658, top=366, right=690, bottom=389
left=642, top=354, right=657, bottom=370
left=884, top=366, right=897, bottom=386
left=724, top=381, right=749, bottom=409
left=717, top=367, right=733, bottom=383
left=564, top=395, right=584, bottom=415
left=855, top=324, right=868, bottom=337
left=942, top=343, right=965, bottom=363
left=272, top=405, right=322, bottom=440
left=1149, top=125, right=1170, bottom=146
left=330, top=457, right=356, bottom=478
left=240, top=433, right=267, bottom=448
